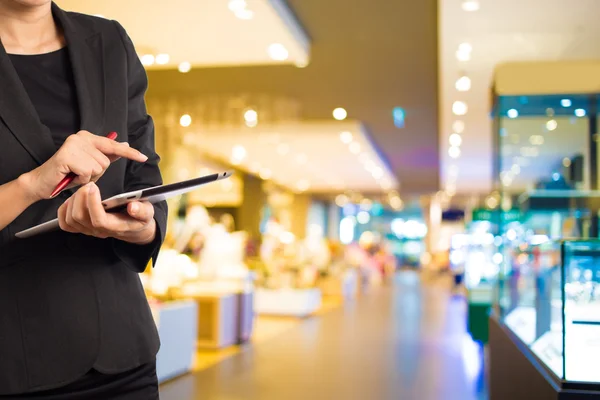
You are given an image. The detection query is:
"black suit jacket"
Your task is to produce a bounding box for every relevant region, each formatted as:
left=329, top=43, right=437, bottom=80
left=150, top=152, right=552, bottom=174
left=0, top=3, right=167, bottom=395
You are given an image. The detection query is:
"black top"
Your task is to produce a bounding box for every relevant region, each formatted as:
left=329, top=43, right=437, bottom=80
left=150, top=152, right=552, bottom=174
left=9, top=47, right=80, bottom=149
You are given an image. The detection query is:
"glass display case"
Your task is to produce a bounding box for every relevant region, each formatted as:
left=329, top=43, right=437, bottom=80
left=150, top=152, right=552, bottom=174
left=496, top=238, right=600, bottom=384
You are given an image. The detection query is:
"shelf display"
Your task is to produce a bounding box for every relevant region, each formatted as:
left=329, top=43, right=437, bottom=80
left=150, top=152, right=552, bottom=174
left=497, top=239, right=600, bottom=383
left=150, top=299, right=198, bottom=383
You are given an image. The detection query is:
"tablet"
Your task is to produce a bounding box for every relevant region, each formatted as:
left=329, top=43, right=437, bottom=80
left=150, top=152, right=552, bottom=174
left=15, top=171, right=233, bottom=239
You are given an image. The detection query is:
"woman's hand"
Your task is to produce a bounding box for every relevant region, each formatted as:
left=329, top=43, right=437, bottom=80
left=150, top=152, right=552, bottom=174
left=58, top=182, right=157, bottom=245
left=21, top=130, right=148, bottom=202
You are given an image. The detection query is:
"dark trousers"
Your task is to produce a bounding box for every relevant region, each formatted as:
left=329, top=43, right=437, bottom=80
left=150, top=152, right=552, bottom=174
left=0, top=363, right=158, bottom=400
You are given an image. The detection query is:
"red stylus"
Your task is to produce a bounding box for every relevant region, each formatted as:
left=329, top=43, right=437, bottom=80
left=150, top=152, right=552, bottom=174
left=50, top=131, right=118, bottom=198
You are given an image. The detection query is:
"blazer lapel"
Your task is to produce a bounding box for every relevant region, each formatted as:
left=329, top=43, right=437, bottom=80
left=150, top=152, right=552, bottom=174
left=0, top=42, right=56, bottom=165
left=52, top=2, right=105, bottom=135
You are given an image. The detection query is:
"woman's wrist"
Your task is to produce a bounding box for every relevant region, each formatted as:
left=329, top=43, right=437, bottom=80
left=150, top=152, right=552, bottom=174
left=17, top=172, right=42, bottom=205
left=120, top=218, right=157, bottom=245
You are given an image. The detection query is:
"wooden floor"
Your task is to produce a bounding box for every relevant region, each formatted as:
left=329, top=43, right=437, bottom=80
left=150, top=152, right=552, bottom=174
left=160, top=271, right=488, bottom=400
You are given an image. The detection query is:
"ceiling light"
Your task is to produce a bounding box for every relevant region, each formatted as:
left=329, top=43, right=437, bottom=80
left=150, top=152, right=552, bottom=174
left=244, top=109, right=258, bottom=127
left=452, top=101, right=468, bottom=116
left=546, top=108, right=555, bottom=117
left=178, top=62, right=191, bottom=73
left=235, top=9, right=254, bottom=19
left=507, top=109, right=519, bottom=118
left=268, top=43, right=289, bottom=61
left=456, top=43, right=472, bottom=61
left=575, top=108, right=586, bottom=117
left=297, top=180, right=310, bottom=192
left=452, top=120, right=465, bottom=133
left=458, top=43, right=472, bottom=53
left=296, top=153, right=308, bottom=164
left=179, top=114, right=192, bottom=127
left=340, top=131, right=353, bottom=144
left=546, top=119, right=558, bottom=131
left=333, top=107, right=348, bottom=121
left=456, top=50, right=471, bottom=62
left=259, top=168, right=272, bottom=180
left=563, top=157, right=571, bottom=167
left=349, top=142, right=361, bottom=154
left=155, top=54, right=170, bottom=65
left=448, top=146, right=461, bottom=158
left=232, top=145, right=247, bottom=161
left=140, top=54, right=155, bottom=66
left=552, top=172, right=561, bottom=181
left=461, top=0, right=480, bottom=11
left=276, top=143, right=290, bottom=155
left=392, top=107, right=405, bottom=128
left=372, top=167, right=384, bottom=179
left=455, top=76, right=471, bottom=92
left=228, top=0, right=247, bottom=12
left=561, top=99, right=572, bottom=107
left=449, top=133, right=462, bottom=147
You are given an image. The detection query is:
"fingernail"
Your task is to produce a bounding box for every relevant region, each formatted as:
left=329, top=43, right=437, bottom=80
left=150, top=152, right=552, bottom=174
left=88, top=183, right=96, bottom=194
left=140, top=153, right=148, bottom=161
left=131, top=203, right=139, bottom=214
left=123, top=142, right=130, bottom=147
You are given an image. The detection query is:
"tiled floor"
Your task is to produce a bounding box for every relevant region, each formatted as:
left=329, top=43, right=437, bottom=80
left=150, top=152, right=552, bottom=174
left=160, top=271, right=488, bottom=400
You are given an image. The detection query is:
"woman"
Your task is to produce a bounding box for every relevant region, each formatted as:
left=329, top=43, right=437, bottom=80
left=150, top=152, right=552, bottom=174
left=0, top=1, right=167, bottom=398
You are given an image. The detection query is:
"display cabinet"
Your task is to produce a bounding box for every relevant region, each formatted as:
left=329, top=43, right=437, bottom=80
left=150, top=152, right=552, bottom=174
left=491, top=239, right=600, bottom=399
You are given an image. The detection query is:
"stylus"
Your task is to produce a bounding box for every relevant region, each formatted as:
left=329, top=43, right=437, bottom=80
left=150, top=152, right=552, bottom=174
left=50, top=131, right=118, bottom=198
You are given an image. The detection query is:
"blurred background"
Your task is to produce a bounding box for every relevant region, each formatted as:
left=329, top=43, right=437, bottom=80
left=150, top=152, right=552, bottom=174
left=57, top=0, right=600, bottom=399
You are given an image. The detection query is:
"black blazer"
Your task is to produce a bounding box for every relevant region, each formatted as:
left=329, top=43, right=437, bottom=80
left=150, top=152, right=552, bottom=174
left=0, top=3, right=167, bottom=395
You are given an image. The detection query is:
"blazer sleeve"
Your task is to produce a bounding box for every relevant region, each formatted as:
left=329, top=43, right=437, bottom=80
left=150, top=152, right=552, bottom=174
left=111, top=20, right=168, bottom=272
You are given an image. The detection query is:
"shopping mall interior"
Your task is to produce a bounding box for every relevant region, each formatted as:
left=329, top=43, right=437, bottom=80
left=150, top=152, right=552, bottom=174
left=48, top=0, right=600, bottom=398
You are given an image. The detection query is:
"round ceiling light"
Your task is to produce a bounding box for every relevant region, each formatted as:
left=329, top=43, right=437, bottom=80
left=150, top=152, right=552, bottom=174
left=339, top=131, right=353, bottom=144
left=452, top=120, right=465, bottom=133
left=461, top=0, right=480, bottom=11
left=575, top=108, right=586, bottom=117
left=155, top=53, right=170, bottom=65
left=178, top=62, right=191, bottom=73
left=140, top=54, right=155, bottom=66
left=452, top=101, right=468, bottom=116
left=455, top=76, right=471, bottom=92
left=449, top=133, right=462, bottom=147
left=448, top=146, right=461, bottom=158
left=179, top=114, right=192, bottom=127
left=546, top=119, right=558, bottom=131
left=507, top=109, right=519, bottom=119
left=268, top=43, right=289, bottom=61
left=333, top=107, right=348, bottom=121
